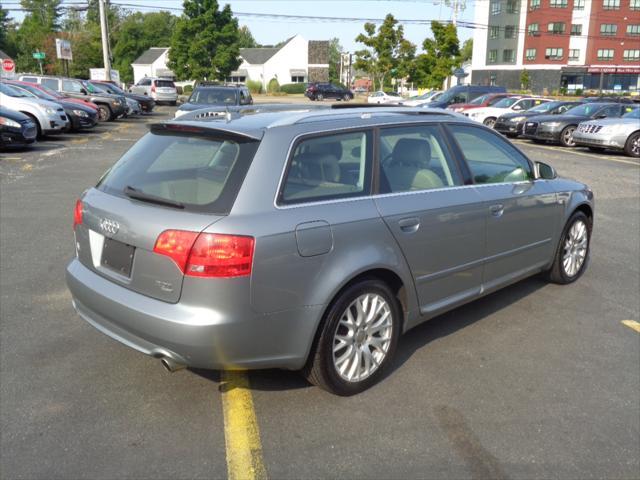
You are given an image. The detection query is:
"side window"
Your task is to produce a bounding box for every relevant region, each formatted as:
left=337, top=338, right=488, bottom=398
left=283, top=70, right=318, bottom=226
left=62, top=80, right=83, bottom=93
left=378, top=125, right=462, bottom=194
left=598, top=105, right=621, bottom=117
left=280, top=131, right=373, bottom=204
left=448, top=124, right=533, bottom=184
left=138, top=78, right=151, bottom=86
left=42, top=78, right=59, bottom=90
left=21, top=77, right=38, bottom=83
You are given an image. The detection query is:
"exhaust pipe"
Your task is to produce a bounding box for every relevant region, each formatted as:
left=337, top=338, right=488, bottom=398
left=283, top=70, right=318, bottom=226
left=161, top=357, right=186, bottom=373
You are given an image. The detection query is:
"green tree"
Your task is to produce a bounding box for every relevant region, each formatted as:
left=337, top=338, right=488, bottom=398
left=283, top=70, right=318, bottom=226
left=354, top=14, right=415, bottom=91
left=328, top=37, right=343, bottom=84
left=237, top=25, right=257, bottom=48
left=460, top=38, right=473, bottom=63
left=0, top=6, right=11, bottom=53
left=520, top=69, right=530, bottom=90
left=112, top=11, right=177, bottom=83
left=13, top=0, right=62, bottom=72
left=168, top=0, right=242, bottom=81
left=414, top=21, right=461, bottom=89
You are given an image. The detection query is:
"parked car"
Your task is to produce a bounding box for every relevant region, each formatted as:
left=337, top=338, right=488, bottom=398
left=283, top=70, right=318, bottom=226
left=89, top=80, right=155, bottom=113
left=18, top=74, right=127, bottom=122
left=573, top=107, right=640, bottom=157
left=403, top=90, right=442, bottom=107
left=0, top=107, right=38, bottom=148
left=6, top=80, right=98, bottom=132
left=494, top=101, right=583, bottom=138
left=421, top=85, right=507, bottom=109
left=447, top=93, right=517, bottom=113
left=0, top=82, right=68, bottom=137
left=175, top=83, right=253, bottom=118
left=66, top=105, right=594, bottom=395
left=466, top=97, right=552, bottom=127
left=129, top=77, right=178, bottom=105
left=367, top=91, right=403, bottom=104
left=305, top=82, right=353, bottom=101
left=523, top=102, right=632, bottom=147
left=10, top=80, right=99, bottom=111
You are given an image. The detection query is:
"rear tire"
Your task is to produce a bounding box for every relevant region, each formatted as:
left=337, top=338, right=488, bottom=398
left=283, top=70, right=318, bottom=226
left=303, top=279, right=401, bottom=396
left=546, top=211, right=591, bottom=284
left=23, top=113, right=42, bottom=139
left=624, top=132, right=640, bottom=158
left=560, top=125, right=577, bottom=147
left=316, top=94, right=324, bottom=101
left=343, top=94, right=352, bottom=101
left=97, top=104, right=112, bottom=122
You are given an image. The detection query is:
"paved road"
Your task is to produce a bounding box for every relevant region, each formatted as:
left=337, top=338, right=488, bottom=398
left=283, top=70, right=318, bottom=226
left=1, top=106, right=638, bottom=479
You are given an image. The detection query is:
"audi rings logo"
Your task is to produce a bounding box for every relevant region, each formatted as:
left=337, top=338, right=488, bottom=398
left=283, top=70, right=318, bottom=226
left=100, top=218, right=120, bottom=236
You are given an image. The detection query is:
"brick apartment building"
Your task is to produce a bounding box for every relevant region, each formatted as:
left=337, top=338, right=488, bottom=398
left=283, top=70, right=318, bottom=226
left=471, top=0, right=640, bottom=93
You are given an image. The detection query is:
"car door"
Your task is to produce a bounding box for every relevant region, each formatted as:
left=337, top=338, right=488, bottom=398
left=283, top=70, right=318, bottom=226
left=446, top=124, right=560, bottom=293
left=374, top=124, right=487, bottom=316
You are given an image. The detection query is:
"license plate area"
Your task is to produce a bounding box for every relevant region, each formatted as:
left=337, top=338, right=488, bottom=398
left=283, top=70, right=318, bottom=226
left=101, top=237, right=134, bottom=277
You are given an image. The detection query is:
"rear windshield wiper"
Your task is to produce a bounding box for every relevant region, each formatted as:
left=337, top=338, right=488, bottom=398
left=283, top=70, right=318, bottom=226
left=123, top=185, right=185, bottom=209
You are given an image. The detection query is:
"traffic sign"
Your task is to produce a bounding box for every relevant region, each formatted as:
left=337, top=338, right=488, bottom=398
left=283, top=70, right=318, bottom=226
left=453, top=67, right=468, bottom=78
left=1, top=58, right=15, bottom=72
left=32, top=52, right=46, bottom=60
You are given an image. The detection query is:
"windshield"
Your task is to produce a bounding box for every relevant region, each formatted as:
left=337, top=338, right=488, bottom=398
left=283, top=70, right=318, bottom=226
left=97, top=129, right=259, bottom=214
left=13, top=83, right=57, bottom=101
left=469, top=94, right=490, bottom=105
left=564, top=104, right=605, bottom=116
left=87, top=82, right=109, bottom=93
left=430, top=92, right=443, bottom=101
left=437, top=89, right=462, bottom=102
left=189, top=88, right=237, bottom=105
left=0, top=83, right=30, bottom=97
left=100, top=82, right=124, bottom=94
left=623, top=108, right=640, bottom=119
left=528, top=101, right=562, bottom=113
left=493, top=97, right=520, bottom=108
left=38, top=85, right=64, bottom=98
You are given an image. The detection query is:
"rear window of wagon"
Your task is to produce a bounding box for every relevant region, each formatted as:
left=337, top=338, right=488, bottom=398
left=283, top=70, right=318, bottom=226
left=97, top=128, right=259, bottom=214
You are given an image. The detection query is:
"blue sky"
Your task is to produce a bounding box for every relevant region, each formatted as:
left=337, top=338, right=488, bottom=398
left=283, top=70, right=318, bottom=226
left=5, top=0, right=475, bottom=52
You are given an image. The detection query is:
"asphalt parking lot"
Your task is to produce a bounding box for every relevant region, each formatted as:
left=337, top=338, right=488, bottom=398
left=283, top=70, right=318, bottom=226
left=1, top=105, right=639, bottom=480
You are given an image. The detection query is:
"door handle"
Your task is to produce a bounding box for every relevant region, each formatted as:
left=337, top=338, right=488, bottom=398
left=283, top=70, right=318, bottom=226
left=398, top=217, right=420, bottom=233
left=489, top=204, right=504, bottom=217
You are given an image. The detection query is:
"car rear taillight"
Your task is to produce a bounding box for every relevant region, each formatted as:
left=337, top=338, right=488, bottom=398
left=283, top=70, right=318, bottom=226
left=153, top=230, right=254, bottom=278
left=151, top=84, right=156, bottom=93
left=73, top=199, right=83, bottom=229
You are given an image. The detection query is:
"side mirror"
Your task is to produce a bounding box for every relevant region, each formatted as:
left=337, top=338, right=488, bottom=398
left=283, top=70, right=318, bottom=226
left=512, top=105, right=522, bottom=111
left=536, top=161, right=557, bottom=180
left=594, top=114, right=607, bottom=119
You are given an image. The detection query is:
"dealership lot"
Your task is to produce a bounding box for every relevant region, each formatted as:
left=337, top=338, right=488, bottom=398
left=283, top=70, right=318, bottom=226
left=1, top=106, right=638, bottom=479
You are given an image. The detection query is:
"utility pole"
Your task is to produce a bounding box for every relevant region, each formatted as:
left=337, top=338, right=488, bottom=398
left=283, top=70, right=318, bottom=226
left=98, top=0, right=112, bottom=81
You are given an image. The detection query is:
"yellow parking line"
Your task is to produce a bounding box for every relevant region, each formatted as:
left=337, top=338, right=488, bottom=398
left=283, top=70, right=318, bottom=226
left=622, top=320, right=640, bottom=333
left=71, top=137, right=89, bottom=145
left=220, top=370, right=268, bottom=480
left=514, top=141, right=640, bottom=166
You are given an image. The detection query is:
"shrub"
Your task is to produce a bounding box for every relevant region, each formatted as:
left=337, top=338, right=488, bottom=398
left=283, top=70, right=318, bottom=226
left=280, top=83, right=306, bottom=94
left=267, top=78, right=280, bottom=93
left=183, top=84, right=193, bottom=94
left=246, top=79, right=262, bottom=94
left=575, top=88, right=583, bottom=96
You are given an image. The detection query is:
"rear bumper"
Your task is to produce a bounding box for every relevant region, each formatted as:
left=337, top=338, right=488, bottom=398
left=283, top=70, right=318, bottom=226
left=153, top=93, right=178, bottom=102
left=66, top=258, right=322, bottom=370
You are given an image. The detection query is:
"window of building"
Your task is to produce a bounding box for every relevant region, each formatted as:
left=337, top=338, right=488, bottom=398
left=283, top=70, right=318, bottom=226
left=600, top=24, right=618, bottom=35
left=623, top=49, right=640, bottom=60
left=632, top=0, right=640, bottom=10
left=503, top=49, right=515, bottom=62
left=603, top=0, right=620, bottom=9
left=569, top=49, right=580, bottom=60
left=597, top=49, right=615, bottom=60
left=551, top=0, right=568, bottom=7
left=574, top=0, right=585, bottom=9
left=525, top=48, right=537, bottom=60
left=490, top=26, right=500, bottom=38
left=545, top=48, right=564, bottom=59
left=491, top=0, right=502, bottom=14
left=571, top=24, right=583, bottom=35
left=530, top=0, right=541, bottom=8
left=528, top=23, right=540, bottom=35
left=291, top=76, right=305, bottom=83
left=227, top=76, right=246, bottom=83
left=490, top=73, right=497, bottom=86
left=488, top=49, right=498, bottom=63
left=627, top=24, right=640, bottom=35
left=548, top=22, right=566, bottom=34
left=506, top=0, right=519, bottom=12
left=504, top=25, right=517, bottom=38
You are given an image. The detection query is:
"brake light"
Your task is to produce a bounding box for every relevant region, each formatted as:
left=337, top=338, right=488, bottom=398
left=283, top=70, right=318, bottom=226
left=153, top=230, right=254, bottom=278
left=73, top=199, right=83, bottom=229
left=151, top=84, right=156, bottom=93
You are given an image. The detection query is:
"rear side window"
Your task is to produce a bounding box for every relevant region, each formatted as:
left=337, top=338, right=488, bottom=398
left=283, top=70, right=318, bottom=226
left=97, top=129, right=259, bottom=214
left=448, top=125, right=533, bottom=184
left=63, top=80, right=83, bottom=93
left=280, top=131, right=373, bottom=204
left=21, top=76, right=38, bottom=83
left=42, top=78, right=59, bottom=90
left=155, top=80, right=175, bottom=88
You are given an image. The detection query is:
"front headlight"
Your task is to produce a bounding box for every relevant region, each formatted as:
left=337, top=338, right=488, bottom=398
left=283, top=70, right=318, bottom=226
left=44, top=107, right=56, bottom=115
left=110, top=99, right=119, bottom=105
left=542, top=121, right=562, bottom=128
left=174, top=109, right=187, bottom=118
left=72, top=109, right=89, bottom=118
left=0, top=116, right=21, bottom=128
left=511, top=116, right=526, bottom=123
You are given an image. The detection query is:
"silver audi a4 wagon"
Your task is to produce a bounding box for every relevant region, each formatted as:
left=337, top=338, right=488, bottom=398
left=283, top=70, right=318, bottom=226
left=66, top=105, right=594, bottom=395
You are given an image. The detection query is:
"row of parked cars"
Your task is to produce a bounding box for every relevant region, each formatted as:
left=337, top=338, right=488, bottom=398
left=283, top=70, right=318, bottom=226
left=0, top=75, right=168, bottom=149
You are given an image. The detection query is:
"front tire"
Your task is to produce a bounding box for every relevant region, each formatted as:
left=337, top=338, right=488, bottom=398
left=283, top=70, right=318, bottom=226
left=624, top=132, right=640, bottom=158
left=316, top=93, right=324, bottom=101
left=303, top=279, right=401, bottom=396
left=547, top=211, right=591, bottom=284
left=560, top=125, right=577, bottom=147
left=483, top=117, right=497, bottom=128
left=97, top=104, right=112, bottom=122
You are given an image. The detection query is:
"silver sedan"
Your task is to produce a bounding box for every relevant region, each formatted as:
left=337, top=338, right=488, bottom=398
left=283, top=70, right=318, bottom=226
left=573, top=108, right=640, bottom=157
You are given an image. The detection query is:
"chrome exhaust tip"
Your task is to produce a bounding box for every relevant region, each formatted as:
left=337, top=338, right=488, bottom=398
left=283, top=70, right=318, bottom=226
left=161, top=357, right=186, bottom=373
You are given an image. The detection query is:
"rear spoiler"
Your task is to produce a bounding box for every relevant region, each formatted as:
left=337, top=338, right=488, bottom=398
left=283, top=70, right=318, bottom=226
left=149, top=122, right=263, bottom=142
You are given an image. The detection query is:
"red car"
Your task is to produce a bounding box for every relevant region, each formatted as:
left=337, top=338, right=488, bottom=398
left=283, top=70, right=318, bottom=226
left=11, top=80, right=99, bottom=112
left=448, top=93, right=517, bottom=113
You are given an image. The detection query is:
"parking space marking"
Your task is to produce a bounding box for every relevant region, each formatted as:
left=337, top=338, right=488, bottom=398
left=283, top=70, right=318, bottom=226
left=71, top=137, right=89, bottom=145
left=220, top=370, right=267, bottom=480
left=513, top=141, right=640, bottom=166
left=2, top=156, right=22, bottom=161
left=621, top=320, right=640, bottom=333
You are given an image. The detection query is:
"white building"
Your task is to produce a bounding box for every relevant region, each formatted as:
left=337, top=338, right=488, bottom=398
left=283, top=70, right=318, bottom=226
left=131, top=48, right=175, bottom=84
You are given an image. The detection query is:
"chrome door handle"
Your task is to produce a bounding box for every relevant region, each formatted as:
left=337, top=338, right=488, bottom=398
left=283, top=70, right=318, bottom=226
left=398, top=217, right=420, bottom=233
left=489, top=204, right=504, bottom=217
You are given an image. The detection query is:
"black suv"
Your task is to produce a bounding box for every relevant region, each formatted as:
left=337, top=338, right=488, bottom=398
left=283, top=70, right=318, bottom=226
left=174, top=83, right=253, bottom=118
left=305, top=83, right=353, bottom=101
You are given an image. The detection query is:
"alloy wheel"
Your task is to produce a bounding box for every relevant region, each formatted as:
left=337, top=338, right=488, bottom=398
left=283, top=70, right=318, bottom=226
left=332, top=293, right=393, bottom=382
left=562, top=127, right=576, bottom=147
left=632, top=136, right=640, bottom=156
left=562, top=219, right=588, bottom=277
